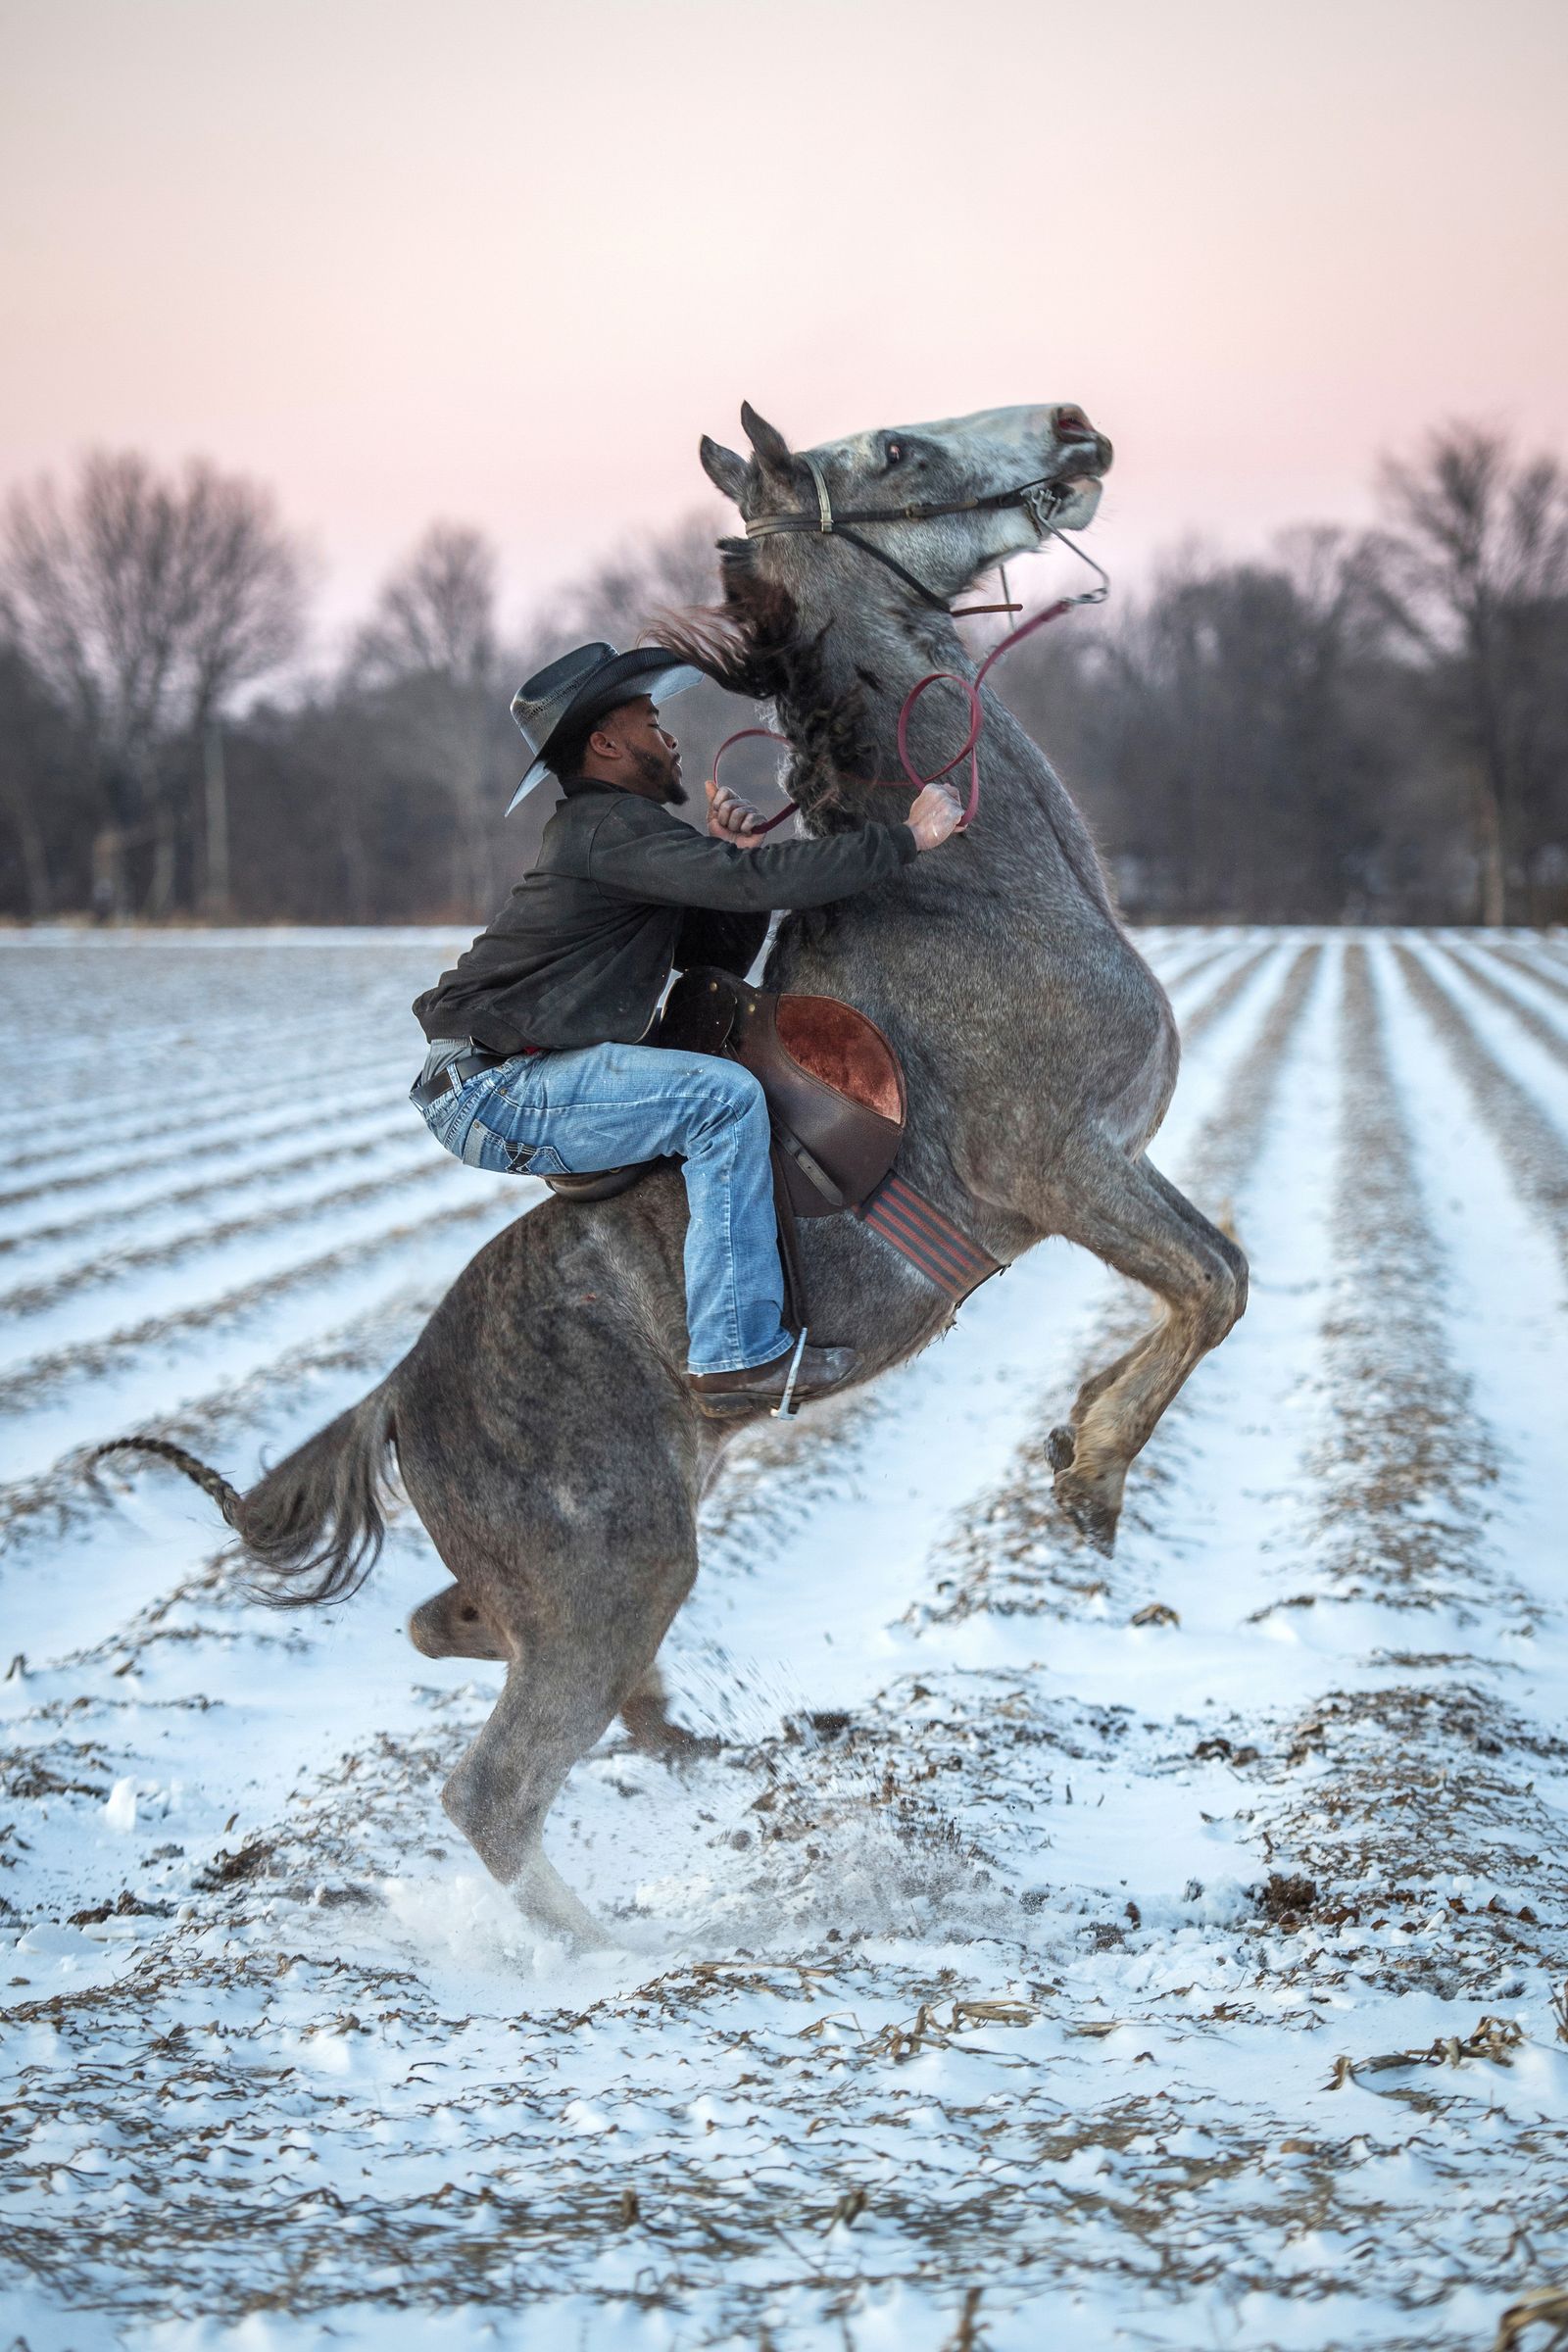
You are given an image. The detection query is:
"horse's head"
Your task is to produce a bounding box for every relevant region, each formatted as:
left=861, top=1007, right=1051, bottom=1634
left=701, top=401, right=1111, bottom=608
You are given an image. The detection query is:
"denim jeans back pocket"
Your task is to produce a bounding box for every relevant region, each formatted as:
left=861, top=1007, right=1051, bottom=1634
left=418, top=1069, right=492, bottom=1158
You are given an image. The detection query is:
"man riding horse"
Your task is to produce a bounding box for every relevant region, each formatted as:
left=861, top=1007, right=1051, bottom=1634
left=94, top=400, right=1250, bottom=1938
left=411, top=642, right=962, bottom=1414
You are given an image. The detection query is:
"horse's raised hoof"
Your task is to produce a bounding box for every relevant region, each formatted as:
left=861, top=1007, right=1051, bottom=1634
left=1047, top=1424, right=1077, bottom=1472
left=1053, top=1470, right=1120, bottom=1556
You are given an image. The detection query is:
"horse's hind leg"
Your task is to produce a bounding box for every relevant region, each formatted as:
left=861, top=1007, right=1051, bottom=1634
left=439, top=1537, right=699, bottom=1936
left=620, top=1661, right=718, bottom=1761
left=1044, top=1143, right=1247, bottom=1552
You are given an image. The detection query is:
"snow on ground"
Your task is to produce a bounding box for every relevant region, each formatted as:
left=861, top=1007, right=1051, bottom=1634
left=2, top=926, right=1567, bottom=2352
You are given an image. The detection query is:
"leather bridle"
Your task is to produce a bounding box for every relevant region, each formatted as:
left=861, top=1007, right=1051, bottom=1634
left=712, top=454, right=1110, bottom=833
left=744, top=452, right=1105, bottom=612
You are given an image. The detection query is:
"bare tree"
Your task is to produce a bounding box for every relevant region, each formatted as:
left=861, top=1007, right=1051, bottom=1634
left=551, top=512, right=721, bottom=651
left=0, top=644, right=81, bottom=917
left=354, top=522, right=498, bottom=686
left=996, top=528, right=1397, bottom=922
left=0, top=451, right=306, bottom=914
left=1369, top=423, right=1568, bottom=922
left=352, top=524, right=513, bottom=914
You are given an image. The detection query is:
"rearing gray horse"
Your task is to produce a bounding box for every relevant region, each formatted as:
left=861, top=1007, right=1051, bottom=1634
left=107, top=400, right=1246, bottom=1936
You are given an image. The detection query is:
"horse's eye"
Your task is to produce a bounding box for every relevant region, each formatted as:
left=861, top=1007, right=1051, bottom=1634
left=886, top=440, right=905, bottom=466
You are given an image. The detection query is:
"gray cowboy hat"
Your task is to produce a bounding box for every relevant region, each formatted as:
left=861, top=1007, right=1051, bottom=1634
left=507, top=642, right=705, bottom=813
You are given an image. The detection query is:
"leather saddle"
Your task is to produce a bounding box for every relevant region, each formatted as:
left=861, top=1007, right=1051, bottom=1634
left=541, top=967, right=906, bottom=1220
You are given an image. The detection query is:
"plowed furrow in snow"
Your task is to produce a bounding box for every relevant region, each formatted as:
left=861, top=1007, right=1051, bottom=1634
left=0, top=1124, right=416, bottom=1269
left=1394, top=945, right=1568, bottom=1271
left=0, top=998, right=341, bottom=1101
left=0, top=1006, right=388, bottom=1141
left=0, top=1150, right=446, bottom=1321
left=1443, top=941, right=1568, bottom=1065
left=1118, top=933, right=1568, bottom=2006
left=0, top=1191, right=515, bottom=1421
left=1139, top=936, right=1250, bottom=997
left=0, top=1290, right=444, bottom=1560
left=1479, top=940, right=1568, bottom=1007
left=1169, top=940, right=1273, bottom=1047
left=922, top=941, right=1321, bottom=1625
left=0, top=1041, right=404, bottom=1184
left=0, top=1082, right=412, bottom=1227
left=1301, top=944, right=1507, bottom=1617
left=1243, top=1677, right=1568, bottom=2002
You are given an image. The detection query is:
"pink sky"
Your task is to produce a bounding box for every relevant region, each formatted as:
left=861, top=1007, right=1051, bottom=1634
left=3, top=0, right=1564, bottom=643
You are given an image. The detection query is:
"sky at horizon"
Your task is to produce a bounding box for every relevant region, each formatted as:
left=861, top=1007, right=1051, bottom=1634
left=2, top=0, right=1564, bottom=653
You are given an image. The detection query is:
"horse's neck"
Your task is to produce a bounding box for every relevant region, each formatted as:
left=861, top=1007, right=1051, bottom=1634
left=772, top=589, right=1117, bottom=921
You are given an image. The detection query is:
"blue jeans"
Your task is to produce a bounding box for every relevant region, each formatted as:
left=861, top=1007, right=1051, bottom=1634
left=416, top=1041, right=791, bottom=1377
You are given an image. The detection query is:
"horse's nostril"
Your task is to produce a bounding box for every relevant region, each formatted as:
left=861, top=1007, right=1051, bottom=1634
left=1055, top=406, right=1096, bottom=444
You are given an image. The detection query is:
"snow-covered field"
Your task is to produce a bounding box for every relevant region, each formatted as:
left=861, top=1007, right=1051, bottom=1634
left=3, top=926, right=1567, bottom=2352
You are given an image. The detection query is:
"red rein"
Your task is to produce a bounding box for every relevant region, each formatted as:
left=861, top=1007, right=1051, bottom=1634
left=710, top=594, right=1077, bottom=838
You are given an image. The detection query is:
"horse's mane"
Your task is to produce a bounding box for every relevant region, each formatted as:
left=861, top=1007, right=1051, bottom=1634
left=640, top=543, right=798, bottom=699
left=642, top=544, right=875, bottom=819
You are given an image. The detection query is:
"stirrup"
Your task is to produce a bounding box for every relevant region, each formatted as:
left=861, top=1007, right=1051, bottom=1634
left=772, top=1328, right=810, bottom=1420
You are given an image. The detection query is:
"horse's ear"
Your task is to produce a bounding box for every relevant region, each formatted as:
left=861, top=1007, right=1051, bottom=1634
left=700, top=435, right=749, bottom=505
left=740, top=402, right=793, bottom=477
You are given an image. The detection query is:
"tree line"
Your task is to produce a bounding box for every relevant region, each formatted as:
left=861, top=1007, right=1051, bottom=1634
left=1, top=423, right=1564, bottom=928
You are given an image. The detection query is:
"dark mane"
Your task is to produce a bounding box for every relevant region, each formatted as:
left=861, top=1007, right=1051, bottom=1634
left=643, top=547, right=876, bottom=820
left=641, top=546, right=799, bottom=700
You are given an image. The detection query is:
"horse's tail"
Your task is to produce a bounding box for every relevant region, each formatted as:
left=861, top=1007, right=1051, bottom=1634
left=91, top=1380, right=399, bottom=1607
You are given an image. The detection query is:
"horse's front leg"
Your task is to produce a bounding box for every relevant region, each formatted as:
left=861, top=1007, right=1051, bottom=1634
left=1026, top=1139, right=1247, bottom=1552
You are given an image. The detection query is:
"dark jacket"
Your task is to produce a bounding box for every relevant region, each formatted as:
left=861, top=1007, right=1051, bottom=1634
left=414, top=779, right=918, bottom=1054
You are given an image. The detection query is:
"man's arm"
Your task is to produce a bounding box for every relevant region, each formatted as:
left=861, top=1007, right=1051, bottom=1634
left=587, top=801, right=920, bottom=912
left=588, top=777, right=961, bottom=914
left=706, top=777, right=963, bottom=863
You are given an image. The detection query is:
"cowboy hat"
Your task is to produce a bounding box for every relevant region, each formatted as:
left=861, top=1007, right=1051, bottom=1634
left=507, top=642, right=705, bottom=813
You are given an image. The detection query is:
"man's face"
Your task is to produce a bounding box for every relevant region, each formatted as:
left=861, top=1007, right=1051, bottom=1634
left=597, top=695, right=685, bottom=806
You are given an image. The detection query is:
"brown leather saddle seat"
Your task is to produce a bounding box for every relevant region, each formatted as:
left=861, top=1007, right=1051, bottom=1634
left=539, top=968, right=906, bottom=1217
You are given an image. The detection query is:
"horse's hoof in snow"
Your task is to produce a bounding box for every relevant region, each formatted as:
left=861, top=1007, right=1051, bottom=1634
left=510, top=1850, right=613, bottom=1949
left=1047, top=1424, right=1077, bottom=1472
left=1053, top=1471, right=1119, bottom=1556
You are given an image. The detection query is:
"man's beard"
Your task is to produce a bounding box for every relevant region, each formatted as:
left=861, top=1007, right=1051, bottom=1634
left=633, top=746, right=686, bottom=806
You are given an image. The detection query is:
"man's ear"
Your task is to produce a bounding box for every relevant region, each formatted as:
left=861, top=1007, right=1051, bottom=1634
left=740, top=402, right=793, bottom=479
left=700, top=435, right=750, bottom=505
